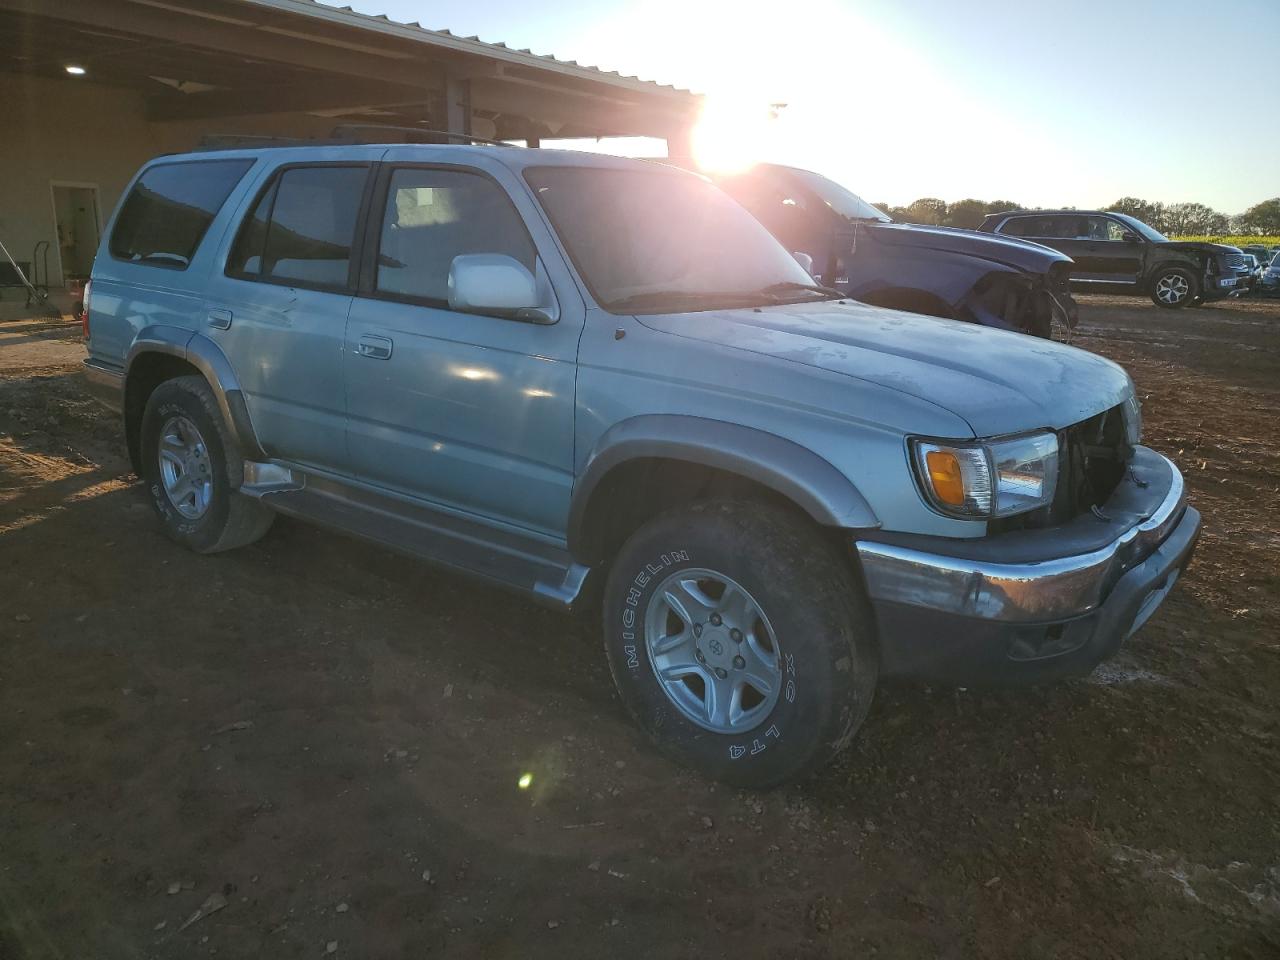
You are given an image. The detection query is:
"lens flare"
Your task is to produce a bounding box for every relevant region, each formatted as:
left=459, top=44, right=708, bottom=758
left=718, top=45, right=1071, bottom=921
left=690, top=95, right=773, bottom=174
left=518, top=772, right=533, bottom=790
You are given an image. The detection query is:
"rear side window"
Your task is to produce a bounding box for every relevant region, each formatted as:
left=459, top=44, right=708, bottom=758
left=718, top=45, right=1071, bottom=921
left=1003, top=215, right=1081, bottom=239
left=999, top=217, right=1030, bottom=237
left=373, top=168, right=535, bottom=304
left=110, top=159, right=252, bottom=269
left=228, top=165, right=368, bottom=290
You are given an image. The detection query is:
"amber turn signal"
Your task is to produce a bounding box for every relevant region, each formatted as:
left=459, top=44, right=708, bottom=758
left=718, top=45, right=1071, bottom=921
left=925, top=450, right=965, bottom=506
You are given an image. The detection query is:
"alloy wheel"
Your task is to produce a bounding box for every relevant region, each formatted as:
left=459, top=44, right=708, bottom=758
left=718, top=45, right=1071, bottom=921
left=157, top=415, right=213, bottom=520
left=1155, top=273, right=1190, bottom=305
left=644, top=569, right=783, bottom=733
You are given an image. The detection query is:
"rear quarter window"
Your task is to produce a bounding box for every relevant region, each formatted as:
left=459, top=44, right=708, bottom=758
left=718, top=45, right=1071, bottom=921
left=109, top=159, right=253, bottom=270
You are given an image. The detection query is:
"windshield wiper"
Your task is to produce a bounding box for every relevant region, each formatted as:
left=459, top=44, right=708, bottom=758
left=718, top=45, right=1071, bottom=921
left=602, top=290, right=770, bottom=312
left=754, top=281, right=844, bottom=300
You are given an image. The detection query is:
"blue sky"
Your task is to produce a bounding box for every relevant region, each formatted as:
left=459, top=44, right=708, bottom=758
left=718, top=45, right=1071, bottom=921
left=332, top=0, right=1280, bottom=213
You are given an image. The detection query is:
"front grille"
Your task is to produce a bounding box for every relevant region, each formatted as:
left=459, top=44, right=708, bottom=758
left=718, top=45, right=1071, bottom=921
left=988, top=403, right=1131, bottom=533
left=1222, top=252, right=1246, bottom=269
left=1059, top=404, right=1131, bottom=515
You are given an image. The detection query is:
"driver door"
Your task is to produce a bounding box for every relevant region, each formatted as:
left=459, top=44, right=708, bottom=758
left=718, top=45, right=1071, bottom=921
left=343, top=153, right=583, bottom=538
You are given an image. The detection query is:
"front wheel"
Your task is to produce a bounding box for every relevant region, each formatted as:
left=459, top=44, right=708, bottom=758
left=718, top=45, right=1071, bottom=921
left=1150, top=266, right=1198, bottom=308
left=602, top=500, right=877, bottom=788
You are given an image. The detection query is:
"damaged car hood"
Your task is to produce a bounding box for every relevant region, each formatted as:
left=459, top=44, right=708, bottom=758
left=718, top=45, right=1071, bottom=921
left=1155, top=240, right=1242, bottom=256
left=638, top=299, right=1131, bottom=438
left=865, top=222, right=1071, bottom=273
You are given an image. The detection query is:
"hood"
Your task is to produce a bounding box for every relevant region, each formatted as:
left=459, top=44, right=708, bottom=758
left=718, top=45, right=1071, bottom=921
left=866, top=222, right=1071, bottom=272
left=638, top=299, right=1132, bottom=438
left=1157, top=240, right=1241, bottom=257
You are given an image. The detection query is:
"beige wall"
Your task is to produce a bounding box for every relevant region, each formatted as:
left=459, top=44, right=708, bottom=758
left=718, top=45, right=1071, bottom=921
left=0, top=72, right=342, bottom=288
left=0, top=74, right=157, bottom=288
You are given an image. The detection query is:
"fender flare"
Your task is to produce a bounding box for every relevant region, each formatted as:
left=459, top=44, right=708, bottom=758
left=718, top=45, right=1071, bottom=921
left=1146, top=257, right=1203, bottom=281
left=567, top=415, right=879, bottom=559
left=125, top=326, right=266, bottom=462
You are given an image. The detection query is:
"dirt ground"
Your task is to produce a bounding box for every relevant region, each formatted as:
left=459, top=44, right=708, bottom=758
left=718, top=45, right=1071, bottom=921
left=1, top=295, right=1277, bottom=959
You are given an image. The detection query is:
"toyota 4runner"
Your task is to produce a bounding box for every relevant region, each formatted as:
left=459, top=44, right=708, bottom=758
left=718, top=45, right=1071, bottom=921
left=82, top=142, right=1201, bottom=787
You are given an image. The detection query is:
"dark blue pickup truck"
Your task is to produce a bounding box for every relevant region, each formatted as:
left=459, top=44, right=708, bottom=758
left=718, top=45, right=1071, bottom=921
left=701, top=162, right=1078, bottom=339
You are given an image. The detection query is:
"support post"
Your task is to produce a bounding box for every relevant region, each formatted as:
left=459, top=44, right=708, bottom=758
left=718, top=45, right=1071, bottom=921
left=445, top=73, right=472, bottom=137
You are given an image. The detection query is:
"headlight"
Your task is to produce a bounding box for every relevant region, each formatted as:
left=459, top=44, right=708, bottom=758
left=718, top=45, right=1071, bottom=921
left=1122, top=393, right=1142, bottom=447
left=912, top=432, right=1058, bottom=519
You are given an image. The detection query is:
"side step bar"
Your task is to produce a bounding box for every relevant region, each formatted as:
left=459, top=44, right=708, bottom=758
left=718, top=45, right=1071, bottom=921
left=243, top=464, right=590, bottom=611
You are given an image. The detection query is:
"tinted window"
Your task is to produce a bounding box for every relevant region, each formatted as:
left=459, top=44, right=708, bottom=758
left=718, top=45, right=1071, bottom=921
left=227, top=179, right=276, bottom=276
left=262, top=167, right=366, bottom=287
left=1005, top=215, right=1085, bottom=239
left=374, top=168, right=535, bottom=303
left=999, top=217, right=1032, bottom=237
left=110, top=159, right=252, bottom=269
left=1081, top=216, right=1128, bottom=241
left=715, top=172, right=814, bottom=250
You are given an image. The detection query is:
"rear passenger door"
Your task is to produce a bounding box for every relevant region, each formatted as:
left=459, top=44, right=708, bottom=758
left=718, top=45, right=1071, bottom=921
left=205, top=160, right=374, bottom=475
left=343, top=154, right=583, bottom=539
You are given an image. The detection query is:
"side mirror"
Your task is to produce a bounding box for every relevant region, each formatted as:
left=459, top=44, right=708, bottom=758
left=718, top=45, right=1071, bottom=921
left=792, top=251, right=815, bottom=275
left=448, top=254, right=554, bottom=323
left=1122, top=231, right=1141, bottom=243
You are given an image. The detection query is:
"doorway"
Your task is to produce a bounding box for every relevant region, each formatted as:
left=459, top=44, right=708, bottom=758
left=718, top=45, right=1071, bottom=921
left=50, top=182, right=101, bottom=283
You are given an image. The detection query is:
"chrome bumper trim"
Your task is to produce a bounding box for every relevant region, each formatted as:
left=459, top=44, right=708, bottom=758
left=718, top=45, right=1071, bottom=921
left=855, top=454, right=1188, bottom=623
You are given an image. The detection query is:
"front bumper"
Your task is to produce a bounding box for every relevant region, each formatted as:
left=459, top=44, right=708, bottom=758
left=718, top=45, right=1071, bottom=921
left=854, top=447, right=1200, bottom=682
left=1205, top=271, right=1252, bottom=300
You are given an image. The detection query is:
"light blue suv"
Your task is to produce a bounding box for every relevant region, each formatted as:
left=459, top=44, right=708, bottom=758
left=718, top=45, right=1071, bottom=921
left=82, top=141, right=1200, bottom=787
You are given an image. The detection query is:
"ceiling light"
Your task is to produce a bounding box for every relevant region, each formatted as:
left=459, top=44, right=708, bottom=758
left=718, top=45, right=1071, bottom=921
left=65, top=65, right=86, bottom=76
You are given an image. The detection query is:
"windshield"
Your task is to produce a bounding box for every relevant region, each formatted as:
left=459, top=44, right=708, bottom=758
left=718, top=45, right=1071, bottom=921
left=1111, top=212, right=1168, bottom=243
left=525, top=166, right=825, bottom=313
left=782, top=168, right=892, bottom=223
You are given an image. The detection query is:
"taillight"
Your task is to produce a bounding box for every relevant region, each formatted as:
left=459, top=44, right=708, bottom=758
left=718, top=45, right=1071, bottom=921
left=80, top=279, right=92, bottom=340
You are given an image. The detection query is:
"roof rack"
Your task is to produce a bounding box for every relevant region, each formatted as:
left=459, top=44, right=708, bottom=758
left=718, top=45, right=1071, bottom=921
left=329, top=124, right=517, bottom=147
left=196, top=125, right=518, bottom=152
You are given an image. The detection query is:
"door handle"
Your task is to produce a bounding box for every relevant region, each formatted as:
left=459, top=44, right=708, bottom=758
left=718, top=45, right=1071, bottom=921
left=356, top=335, right=393, bottom=360
left=207, top=308, right=232, bottom=330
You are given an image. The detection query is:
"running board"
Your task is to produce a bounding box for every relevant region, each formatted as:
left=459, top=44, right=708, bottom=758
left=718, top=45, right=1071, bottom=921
left=253, top=470, right=589, bottom=611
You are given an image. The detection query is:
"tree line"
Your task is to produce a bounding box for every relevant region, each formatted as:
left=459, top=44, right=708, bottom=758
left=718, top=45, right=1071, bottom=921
left=870, top=196, right=1280, bottom=236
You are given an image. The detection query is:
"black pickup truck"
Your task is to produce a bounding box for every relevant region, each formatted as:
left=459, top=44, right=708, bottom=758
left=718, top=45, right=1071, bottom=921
left=691, top=163, right=1078, bottom=339
left=979, top=210, right=1251, bottom=308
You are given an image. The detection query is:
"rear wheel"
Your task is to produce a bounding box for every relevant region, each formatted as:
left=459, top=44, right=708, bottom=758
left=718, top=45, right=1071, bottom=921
left=139, top=375, right=274, bottom=554
left=602, top=500, right=877, bottom=788
left=1150, top=266, right=1198, bottom=308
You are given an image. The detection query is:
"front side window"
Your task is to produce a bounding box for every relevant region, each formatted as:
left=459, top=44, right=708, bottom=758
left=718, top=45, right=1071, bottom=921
left=110, top=159, right=252, bottom=269
left=374, top=168, right=535, bottom=303
left=1084, top=216, right=1129, bottom=241
left=781, top=168, right=891, bottom=223
left=1111, top=213, right=1167, bottom=243
left=715, top=172, right=817, bottom=252
left=228, top=165, right=367, bottom=289
left=525, top=166, right=822, bottom=313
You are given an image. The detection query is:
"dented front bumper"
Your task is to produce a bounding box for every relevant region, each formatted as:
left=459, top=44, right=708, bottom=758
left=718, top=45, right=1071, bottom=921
left=854, top=447, right=1200, bottom=682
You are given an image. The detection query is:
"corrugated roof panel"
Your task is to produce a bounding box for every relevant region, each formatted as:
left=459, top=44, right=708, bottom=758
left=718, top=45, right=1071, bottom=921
left=251, top=0, right=699, bottom=99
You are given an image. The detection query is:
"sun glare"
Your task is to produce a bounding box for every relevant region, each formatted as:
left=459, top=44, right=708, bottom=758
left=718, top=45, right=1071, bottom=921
left=690, top=96, right=774, bottom=174
left=579, top=0, right=1072, bottom=205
